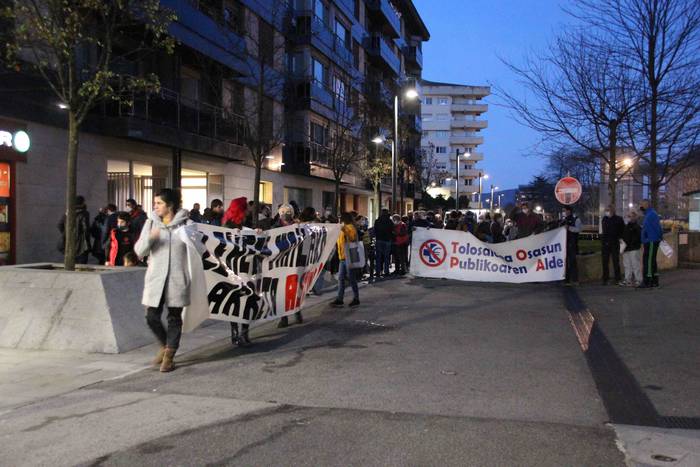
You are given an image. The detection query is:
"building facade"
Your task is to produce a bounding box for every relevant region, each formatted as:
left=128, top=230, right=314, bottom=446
left=420, top=80, right=489, bottom=206
left=0, top=0, right=428, bottom=264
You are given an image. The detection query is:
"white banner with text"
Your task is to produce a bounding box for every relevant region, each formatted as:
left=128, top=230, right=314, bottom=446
left=411, top=227, right=567, bottom=283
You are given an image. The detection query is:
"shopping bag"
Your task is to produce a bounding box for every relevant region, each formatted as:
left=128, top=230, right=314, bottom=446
left=344, top=240, right=366, bottom=270
left=660, top=240, right=673, bottom=258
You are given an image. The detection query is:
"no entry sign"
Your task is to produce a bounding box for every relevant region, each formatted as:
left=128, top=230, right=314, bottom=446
left=554, top=176, right=582, bottom=205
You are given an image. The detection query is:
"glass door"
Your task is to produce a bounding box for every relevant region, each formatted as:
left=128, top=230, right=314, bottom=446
left=0, top=162, right=12, bottom=265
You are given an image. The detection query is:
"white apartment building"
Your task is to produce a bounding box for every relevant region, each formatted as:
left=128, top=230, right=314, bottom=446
left=420, top=80, right=489, bottom=205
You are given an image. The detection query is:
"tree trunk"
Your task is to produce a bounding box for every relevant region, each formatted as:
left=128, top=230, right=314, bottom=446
left=607, top=121, right=618, bottom=211
left=253, top=160, right=261, bottom=227
left=63, top=111, right=79, bottom=271
left=334, top=179, right=341, bottom=217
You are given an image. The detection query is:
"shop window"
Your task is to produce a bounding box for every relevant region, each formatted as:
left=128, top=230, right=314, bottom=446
left=259, top=181, right=273, bottom=205
left=0, top=162, right=11, bottom=265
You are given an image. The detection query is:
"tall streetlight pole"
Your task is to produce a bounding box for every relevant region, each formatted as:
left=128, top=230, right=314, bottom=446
left=372, top=136, right=395, bottom=213
left=391, top=88, right=419, bottom=214
left=489, top=184, right=499, bottom=216
left=479, top=173, right=489, bottom=209
left=455, top=149, right=461, bottom=210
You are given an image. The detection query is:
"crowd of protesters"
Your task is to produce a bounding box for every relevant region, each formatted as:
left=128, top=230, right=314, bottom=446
left=57, top=190, right=664, bottom=371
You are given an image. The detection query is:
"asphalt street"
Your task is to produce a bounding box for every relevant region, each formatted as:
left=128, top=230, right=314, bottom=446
left=0, top=276, right=627, bottom=466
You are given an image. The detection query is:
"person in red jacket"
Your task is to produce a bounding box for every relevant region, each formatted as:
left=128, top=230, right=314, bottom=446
left=105, top=212, right=135, bottom=266
left=392, top=214, right=409, bottom=275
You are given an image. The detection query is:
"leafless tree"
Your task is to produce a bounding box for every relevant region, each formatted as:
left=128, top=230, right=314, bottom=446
left=498, top=29, right=642, bottom=208
left=362, top=143, right=391, bottom=214
left=567, top=0, right=700, bottom=208
left=545, top=145, right=601, bottom=224
left=1, top=0, right=174, bottom=270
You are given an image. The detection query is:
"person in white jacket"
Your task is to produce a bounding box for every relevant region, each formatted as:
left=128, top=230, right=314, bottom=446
left=135, top=188, right=206, bottom=372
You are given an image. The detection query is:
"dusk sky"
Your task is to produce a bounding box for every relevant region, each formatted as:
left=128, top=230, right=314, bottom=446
left=414, top=0, right=571, bottom=191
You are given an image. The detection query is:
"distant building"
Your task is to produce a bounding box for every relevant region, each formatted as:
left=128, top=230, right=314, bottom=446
left=420, top=80, right=489, bottom=206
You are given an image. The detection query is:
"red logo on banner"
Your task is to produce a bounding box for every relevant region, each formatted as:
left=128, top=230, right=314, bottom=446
left=419, top=239, right=447, bottom=267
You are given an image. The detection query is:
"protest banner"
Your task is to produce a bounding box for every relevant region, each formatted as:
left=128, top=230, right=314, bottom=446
left=196, top=223, right=341, bottom=326
left=411, top=227, right=567, bottom=283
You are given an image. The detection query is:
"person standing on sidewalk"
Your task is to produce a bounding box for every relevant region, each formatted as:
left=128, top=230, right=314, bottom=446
left=58, top=195, right=92, bottom=265
left=331, top=212, right=360, bottom=308
left=601, top=205, right=625, bottom=285
left=135, top=188, right=198, bottom=372
left=639, top=199, right=663, bottom=289
left=392, top=214, right=409, bottom=275
left=621, top=211, right=642, bottom=286
left=373, top=209, right=394, bottom=279
left=561, top=205, right=581, bottom=285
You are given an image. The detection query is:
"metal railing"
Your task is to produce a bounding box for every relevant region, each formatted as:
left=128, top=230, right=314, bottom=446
left=104, top=86, right=246, bottom=146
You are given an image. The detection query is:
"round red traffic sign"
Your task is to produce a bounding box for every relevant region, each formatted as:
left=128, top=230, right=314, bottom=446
left=554, top=176, right=582, bottom=205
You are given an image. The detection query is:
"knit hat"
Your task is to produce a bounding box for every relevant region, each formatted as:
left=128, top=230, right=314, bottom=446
left=223, top=197, right=248, bottom=226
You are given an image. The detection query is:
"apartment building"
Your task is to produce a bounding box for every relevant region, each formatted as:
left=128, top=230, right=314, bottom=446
left=0, top=0, right=428, bottom=264
left=420, top=80, right=489, bottom=206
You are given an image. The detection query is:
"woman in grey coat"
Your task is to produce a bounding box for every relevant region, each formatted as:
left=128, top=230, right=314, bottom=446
left=134, top=188, right=193, bottom=372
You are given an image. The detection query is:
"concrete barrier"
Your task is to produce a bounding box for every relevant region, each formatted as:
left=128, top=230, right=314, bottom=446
left=0, top=264, right=150, bottom=354
left=576, top=232, right=678, bottom=283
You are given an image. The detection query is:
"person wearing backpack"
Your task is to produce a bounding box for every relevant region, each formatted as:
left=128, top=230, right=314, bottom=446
left=331, top=212, right=360, bottom=308
left=392, top=214, right=409, bottom=275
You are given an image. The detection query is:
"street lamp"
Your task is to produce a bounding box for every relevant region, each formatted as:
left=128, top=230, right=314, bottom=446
left=489, top=184, right=499, bottom=215
left=372, top=135, right=395, bottom=212
left=388, top=87, right=419, bottom=214
left=479, top=173, right=489, bottom=209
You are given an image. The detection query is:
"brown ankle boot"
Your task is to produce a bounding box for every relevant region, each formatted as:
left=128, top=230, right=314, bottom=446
left=152, top=346, right=166, bottom=366
left=160, top=348, right=176, bottom=373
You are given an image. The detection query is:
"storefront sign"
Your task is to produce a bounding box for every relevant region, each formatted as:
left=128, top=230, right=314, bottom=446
left=411, top=227, right=567, bottom=283
left=0, top=130, right=30, bottom=153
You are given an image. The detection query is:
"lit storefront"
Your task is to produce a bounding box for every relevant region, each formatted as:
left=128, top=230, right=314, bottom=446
left=0, top=119, right=30, bottom=265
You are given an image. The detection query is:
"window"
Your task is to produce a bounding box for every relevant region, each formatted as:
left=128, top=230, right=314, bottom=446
left=421, top=131, right=429, bottom=138
left=259, top=181, right=273, bottom=204
left=335, top=20, right=350, bottom=49
left=435, top=146, right=447, bottom=154
left=436, top=114, right=449, bottom=121
left=423, top=114, right=433, bottom=121
left=438, top=97, right=449, bottom=105
left=311, top=122, right=327, bottom=145
left=223, top=0, right=245, bottom=34
left=424, top=97, right=433, bottom=105
left=332, top=75, right=346, bottom=101
left=258, top=18, right=274, bottom=66
left=314, top=0, right=327, bottom=24
left=285, top=187, right=312, bottom=208
left=464, top=179, right=473, bottom=186
left=435, top=130, right=449, bottom=138
left=353, top=39, right=360, bottom=69
left=312, top=58, right=328, bottom=86
left=464, top=164, right=473, bottom=170
left=180, top=66, right=200, bottom=102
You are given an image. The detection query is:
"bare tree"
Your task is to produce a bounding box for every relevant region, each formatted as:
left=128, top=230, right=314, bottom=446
left=568, top=0, right=700, bottom=207
left=2, top=0, right=174, bottom=270
left=545, top=145, right=601, bottom=223
left=498, top=30, right=641, bottom=208
left=362, top=144, right=391, bottom=214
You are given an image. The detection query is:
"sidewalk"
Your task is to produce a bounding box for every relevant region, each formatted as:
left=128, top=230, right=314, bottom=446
left=0, top=280, right=348, bottom=414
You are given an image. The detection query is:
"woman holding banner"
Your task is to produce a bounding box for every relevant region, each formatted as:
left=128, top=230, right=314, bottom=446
left=135, top=188, right=207, bottom=372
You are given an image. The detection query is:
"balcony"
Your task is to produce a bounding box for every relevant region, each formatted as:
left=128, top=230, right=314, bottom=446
left=364, top=80, right=393, bottom=110
left=290, top=13, right=353, bottom=68
left=405, top=114, right=422, bottom=133
left=451, top=118, right=488, bottom=129
left=456, top=169, right=482, bottom=178
left=365, top=35, right=401, bottom=76
left=404, top=46, right=423, bottom=71
left=451, top=103, right=489, bottom=114
left=99, top=86, right=245, bottom=148
left=450, top=135, right=484, bottom=146
left=450, top=152, right=484, bottom=161
left=366, top=0, right=401, bottom=38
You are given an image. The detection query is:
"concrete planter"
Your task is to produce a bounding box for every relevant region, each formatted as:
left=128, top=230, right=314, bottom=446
left=0, top=264, right=150, bottom=354
left=576, top=232, right=678, bottom=283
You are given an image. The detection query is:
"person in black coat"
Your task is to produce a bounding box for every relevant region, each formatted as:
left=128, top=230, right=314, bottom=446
left=373, top=209, right=394, bottom=278
left=601, top=205, right=625, bottom=285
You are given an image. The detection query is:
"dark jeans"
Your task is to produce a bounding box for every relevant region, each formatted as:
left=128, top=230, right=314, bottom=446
left=643, top=241, right=660, bottom=286
left=146, top=304, right=183, bottom=350
left=375, top=240, right=392, bottom=276
left=393, top=244, right=408, bottom=274
left=337, top=260, right=359, bottom=301
left=601, top=241, right=621, bottom=282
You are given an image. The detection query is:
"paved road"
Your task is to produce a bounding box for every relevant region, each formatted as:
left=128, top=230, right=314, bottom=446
left=0, top=278, right=625, bottom=466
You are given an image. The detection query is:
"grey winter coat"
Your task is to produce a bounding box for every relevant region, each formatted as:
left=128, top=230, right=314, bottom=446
left=135, top=209, right=193, bottom=308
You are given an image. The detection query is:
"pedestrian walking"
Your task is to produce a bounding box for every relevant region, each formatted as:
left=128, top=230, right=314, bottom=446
left=621, top=211, right=642, bottom=286
left=638, top=199, right=663, bottom=289
left=601, top=205, right=625, bottom=285
left=373, top=208, right=394, bottom=279
left=58, top=195, right=91, bottom=265
left=134, top=188, right=205, bottom=372
left=331, top=212, right=360, bottom=308
left=561, top=206, right=581, bottom=285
